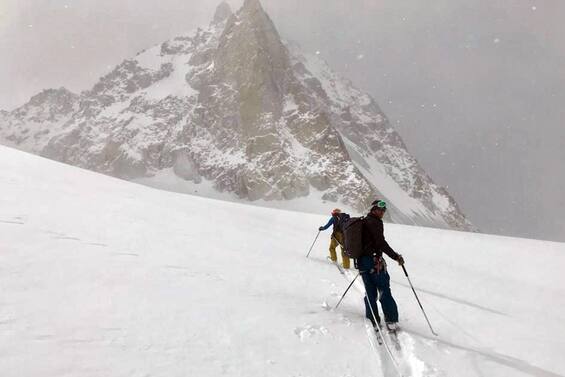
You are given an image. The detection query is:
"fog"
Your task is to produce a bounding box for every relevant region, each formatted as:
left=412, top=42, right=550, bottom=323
left=1, top=0, right=563, bottom=241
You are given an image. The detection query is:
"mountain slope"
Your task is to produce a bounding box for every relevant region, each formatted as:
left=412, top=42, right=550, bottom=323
left=1, top=145, right=564, bottom=377
left=0, top=0, right=472, bottom=231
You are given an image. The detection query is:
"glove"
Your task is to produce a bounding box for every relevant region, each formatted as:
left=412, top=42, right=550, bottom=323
left=397, top=254, right=405, bottom=266
left=318, top=226, right=324, bottom=231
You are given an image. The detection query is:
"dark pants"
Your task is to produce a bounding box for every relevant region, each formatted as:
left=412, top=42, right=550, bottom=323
left=357, top=255, right=399, bottom=325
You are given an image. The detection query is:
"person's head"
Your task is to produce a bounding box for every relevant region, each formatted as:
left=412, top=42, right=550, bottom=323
left=331, top=208, right=341, bottom=216
left=370, top=200, right=387, bottom=219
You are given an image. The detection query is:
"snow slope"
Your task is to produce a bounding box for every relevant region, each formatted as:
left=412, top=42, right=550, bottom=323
left=1, top=145, right=564, bottom=377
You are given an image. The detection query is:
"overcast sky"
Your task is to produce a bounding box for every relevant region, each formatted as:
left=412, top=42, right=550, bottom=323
left=1, top=0, right=563, bottom=241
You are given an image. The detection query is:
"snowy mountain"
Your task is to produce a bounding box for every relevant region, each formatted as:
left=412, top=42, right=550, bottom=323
left=1, top=145, right=564, bottom=377
left=0, top=0, right=473, bottom=231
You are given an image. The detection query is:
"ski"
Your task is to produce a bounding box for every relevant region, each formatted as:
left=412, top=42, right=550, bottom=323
left=373, top=326, right=383, bottom=345
left=385, top=322, right=399, bottom=334
left=330, top=263, right=404, bottom=376
left=326, top=256, right=345, bottom=275
left=385, top=323, right=402, bottom=351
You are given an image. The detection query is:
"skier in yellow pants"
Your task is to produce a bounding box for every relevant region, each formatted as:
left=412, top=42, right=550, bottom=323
left=318, top=208, right=351, bottom=269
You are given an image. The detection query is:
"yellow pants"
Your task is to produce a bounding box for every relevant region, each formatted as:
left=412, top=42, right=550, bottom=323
left=329, top=232, right=350, bottom=269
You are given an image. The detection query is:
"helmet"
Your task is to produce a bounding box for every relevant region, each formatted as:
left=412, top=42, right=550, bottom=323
left=331, top=208, right=341, bottom=216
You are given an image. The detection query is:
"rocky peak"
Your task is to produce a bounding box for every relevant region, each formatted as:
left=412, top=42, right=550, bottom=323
left=242, top=0, right=264, bottom=12
left=27, top=88, right=77, bottom=108
left=215, top=0, right=291, bottom=126
left=13, top=87, right=79, bottom=121
left=212, top=1, right=233, bottom=25
left=237, top=0, right=278, bottom=38
left=0, top=87, right=79, bottom=151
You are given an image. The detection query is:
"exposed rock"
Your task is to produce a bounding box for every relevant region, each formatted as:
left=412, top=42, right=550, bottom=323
left=212, top=1, right=233, bottom=25
left=0, top=87, right=79, bottom=152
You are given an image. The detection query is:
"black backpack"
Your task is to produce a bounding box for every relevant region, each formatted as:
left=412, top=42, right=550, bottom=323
left=342, top=216, right=365, bottom=258
left=333, top=212, right=351, bottom=233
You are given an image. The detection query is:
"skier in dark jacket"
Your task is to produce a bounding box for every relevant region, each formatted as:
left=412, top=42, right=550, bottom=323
left=318, top=208, right=351, bottom=269
left=359, top=200, right=404, bottom=330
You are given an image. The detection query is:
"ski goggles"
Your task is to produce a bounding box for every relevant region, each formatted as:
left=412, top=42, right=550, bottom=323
left=371, top=200, right=387, bottom=210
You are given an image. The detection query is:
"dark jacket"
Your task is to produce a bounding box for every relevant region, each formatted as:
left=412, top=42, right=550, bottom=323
left=361, top=213, right=400, bottom=261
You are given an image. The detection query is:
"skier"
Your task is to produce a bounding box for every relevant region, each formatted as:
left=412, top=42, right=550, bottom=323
left=318, top=209, right=351, bottom=269
left=359, top=200, right=404, bottom=331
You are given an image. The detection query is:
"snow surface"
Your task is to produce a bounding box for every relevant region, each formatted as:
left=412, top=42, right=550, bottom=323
left=340, top=135, right=442, bottom=226
left=134, top=44, right=197, bottom=102
left=134, top=170, right=359, bottom=216
left=1, top=145, right=564, bottom=377
left=135, top=44, right=163, bottom=71
left=140, top=54, right=197, bottom=101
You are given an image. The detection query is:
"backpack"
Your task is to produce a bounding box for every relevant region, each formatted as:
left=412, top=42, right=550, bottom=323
left=342, top=216, right=365, bottom=258
left=333, top=212, right=350, bottom=233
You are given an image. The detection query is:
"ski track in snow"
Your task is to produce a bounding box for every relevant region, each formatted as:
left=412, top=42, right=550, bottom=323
left=390, top=280, right=509, bottom=317
left=331, top=264, right=565, bottom=377
left=0, top=215, right=26, bottom=225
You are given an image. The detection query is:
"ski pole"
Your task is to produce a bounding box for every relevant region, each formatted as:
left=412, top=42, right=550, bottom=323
left=331, top=235, right=344, bottom=249
left=306, top=231, right=321, bottom=258
left=332, top=236, right=358, bottom=270
left=402, top=265, right=438, bottom=336
left=331, top=236, right=348, bottom=256
left=334, top=272, right=360, bottom=309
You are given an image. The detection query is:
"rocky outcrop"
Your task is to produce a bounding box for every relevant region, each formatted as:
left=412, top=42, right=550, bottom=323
left=0, top=87, right=79, bottom=152
left=212, top=1, right=233, bottom=25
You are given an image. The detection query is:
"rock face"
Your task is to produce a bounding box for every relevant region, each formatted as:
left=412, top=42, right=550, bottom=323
left=0, top=88, right=80, bottom=152
left=0, top=1, right=474, bottom=231
left=212, top=1, right=233, bottom=25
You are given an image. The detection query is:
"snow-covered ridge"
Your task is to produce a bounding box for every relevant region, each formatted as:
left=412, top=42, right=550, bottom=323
left=0, top=0, right=472, bottom=231
left=1, top=145, right=564, bottom=376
